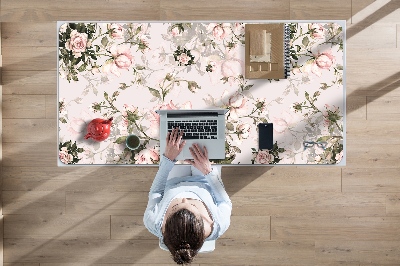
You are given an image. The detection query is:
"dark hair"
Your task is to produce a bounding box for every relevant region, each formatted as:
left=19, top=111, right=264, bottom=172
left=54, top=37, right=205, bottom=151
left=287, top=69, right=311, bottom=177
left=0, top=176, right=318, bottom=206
left=163, top=208, right=206, bottom=264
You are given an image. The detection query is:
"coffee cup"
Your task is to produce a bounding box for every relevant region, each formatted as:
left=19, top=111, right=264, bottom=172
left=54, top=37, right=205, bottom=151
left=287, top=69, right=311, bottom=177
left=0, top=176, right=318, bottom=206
left=126, top=134, right=141, bottom=150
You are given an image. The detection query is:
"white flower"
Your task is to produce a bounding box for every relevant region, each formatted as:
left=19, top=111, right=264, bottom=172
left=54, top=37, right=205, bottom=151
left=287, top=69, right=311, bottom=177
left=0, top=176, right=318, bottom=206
left=335, top=151, right=343, bottom=162
left=60, top=23, right=68, bottom=33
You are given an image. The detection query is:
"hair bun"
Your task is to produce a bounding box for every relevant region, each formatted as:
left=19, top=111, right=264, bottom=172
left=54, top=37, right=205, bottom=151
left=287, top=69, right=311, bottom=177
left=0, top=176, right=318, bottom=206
left=174, top=247, right=193, bottom=264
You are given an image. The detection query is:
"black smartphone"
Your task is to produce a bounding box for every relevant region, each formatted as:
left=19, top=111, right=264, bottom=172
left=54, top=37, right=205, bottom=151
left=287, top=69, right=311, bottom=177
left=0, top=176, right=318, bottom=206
left=258, top=123, right=273, bottom=150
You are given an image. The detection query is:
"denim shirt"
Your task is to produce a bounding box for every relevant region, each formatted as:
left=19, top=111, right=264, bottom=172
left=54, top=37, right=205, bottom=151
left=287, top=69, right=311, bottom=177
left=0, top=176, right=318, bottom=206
left=143, top=155, right=232, bottom=241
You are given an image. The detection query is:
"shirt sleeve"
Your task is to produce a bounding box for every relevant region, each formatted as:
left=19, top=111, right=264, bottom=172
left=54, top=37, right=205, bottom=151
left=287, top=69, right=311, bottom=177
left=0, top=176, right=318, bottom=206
left=205, top=166, right=232, bottom=238
left=143, top=155, right=175, bottom=237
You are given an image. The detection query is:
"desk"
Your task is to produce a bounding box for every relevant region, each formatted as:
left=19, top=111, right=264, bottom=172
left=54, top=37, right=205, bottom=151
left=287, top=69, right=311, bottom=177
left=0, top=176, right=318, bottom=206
left=58, top=21, right=345, bottom=165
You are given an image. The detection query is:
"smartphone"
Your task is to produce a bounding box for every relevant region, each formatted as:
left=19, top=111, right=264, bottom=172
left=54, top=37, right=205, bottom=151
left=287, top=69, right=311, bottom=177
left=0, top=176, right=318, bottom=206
left=258, top=123, right=273, bottom=150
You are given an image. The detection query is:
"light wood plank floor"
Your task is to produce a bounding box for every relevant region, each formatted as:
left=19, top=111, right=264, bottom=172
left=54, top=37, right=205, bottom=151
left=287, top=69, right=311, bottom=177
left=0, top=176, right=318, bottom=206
left=1, top=0, right=400, bottom=265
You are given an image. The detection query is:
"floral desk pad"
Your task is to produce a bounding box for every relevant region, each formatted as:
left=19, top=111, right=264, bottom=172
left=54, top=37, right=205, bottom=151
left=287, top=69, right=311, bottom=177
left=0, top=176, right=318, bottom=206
left=58, top=21, right=345, bottom=165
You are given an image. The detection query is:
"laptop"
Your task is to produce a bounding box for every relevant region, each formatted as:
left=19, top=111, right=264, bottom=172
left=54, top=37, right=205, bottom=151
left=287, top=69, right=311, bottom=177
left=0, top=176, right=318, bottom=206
left=156, top=109, right=228, bottom=160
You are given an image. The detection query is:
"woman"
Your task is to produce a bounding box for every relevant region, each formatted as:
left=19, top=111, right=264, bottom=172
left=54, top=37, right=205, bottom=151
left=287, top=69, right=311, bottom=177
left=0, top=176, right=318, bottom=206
left=144, top=128, right=232, bottom=264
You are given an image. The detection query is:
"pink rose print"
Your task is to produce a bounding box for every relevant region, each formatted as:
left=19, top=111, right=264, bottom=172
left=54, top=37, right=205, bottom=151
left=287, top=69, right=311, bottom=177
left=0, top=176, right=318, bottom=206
left=255, top=150, right=275, bottom=164
left=59, top=147, right=73, bottom=164
left=233, top=23, right=245, bottom=36
left=181, top=102, right=193, bottom=109
left=271, top=111, right=298, bottom=134
left=158, top=100, right=179, bottom=111
left=208, top=23, right=231, bottom=41
left=67, top=117, right=87, bottom=137
left=222, top=90, right=247, bottom=120
left=103, top=45, right=134, bottom=77
left=112, top=45, right=133, bottom=69
left=171, top=27, right=181, bottom=37
left=148, top=110, right=161, bottom=138
left=221, top=59, right=242, bottom=79
left=302, top=60, right=321, bottom=77
left=178, top=53, right=191, bottom=65
left=271, top=117, right=289, bottom=134
left=109, top=23, right=124, bottom=39
left=310, top=23, right=325, bottom=39
left=65, top=30, right=88, bottom=58
left=229, top=91, right=246, bottom=109
left=315, top=50, right=335, bottom=70
left=134, top=148, right=159, bottom=164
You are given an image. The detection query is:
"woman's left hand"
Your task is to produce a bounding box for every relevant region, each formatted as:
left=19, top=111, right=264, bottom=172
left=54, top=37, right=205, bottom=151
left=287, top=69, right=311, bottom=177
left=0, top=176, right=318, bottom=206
left=164, top=127, right=186, bottom=161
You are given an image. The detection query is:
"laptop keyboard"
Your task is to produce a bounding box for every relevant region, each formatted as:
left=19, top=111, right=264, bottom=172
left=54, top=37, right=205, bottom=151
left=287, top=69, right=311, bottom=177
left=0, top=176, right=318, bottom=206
left=168, top=120, right=218, bottom=139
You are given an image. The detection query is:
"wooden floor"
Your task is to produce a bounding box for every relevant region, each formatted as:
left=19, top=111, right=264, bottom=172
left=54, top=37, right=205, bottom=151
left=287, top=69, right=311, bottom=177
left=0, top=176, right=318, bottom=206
left=1, top=0, right=400, bottom=265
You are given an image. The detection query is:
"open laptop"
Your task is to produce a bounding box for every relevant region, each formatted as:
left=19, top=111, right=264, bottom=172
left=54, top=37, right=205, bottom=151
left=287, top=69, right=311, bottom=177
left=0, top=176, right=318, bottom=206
left=156, top=109, right=228, bottom=160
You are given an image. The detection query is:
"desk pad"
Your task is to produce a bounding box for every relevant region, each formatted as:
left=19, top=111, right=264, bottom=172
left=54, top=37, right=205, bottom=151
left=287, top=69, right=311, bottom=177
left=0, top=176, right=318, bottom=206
left=58, top=22, right=345, bottom=165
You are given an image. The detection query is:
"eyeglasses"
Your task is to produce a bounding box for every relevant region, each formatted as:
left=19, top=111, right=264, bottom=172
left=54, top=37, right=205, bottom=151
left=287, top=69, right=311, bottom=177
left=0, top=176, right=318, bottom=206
left=303, top=141, right=328, bottom=150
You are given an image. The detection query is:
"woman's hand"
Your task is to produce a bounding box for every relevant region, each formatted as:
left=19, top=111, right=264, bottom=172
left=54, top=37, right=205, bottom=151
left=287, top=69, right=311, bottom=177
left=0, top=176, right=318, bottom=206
left=164, top=128, right=186, bottom=161
left=185, top=144, right=212, bottom=175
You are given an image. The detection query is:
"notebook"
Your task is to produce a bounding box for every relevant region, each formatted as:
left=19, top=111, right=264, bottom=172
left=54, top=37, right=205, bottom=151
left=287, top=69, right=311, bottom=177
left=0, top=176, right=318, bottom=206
left=156, top=109, right=228, bottom=160
left=245, top=23, right=291, bottom=79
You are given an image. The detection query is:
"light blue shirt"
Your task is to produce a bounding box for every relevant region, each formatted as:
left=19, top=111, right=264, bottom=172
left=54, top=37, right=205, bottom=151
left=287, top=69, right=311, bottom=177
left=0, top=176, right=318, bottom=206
left=143, top=155, right=232, bottom=241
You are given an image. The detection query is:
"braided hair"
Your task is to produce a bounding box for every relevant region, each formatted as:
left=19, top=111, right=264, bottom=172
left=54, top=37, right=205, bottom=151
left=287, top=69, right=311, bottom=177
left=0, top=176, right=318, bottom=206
left=163, top=208, right=206, bottom=264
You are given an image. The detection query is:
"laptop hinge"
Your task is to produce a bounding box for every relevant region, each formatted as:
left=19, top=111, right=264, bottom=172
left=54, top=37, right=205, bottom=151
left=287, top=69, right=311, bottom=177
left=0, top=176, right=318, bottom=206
left=167, top=112, right=219, bottom=118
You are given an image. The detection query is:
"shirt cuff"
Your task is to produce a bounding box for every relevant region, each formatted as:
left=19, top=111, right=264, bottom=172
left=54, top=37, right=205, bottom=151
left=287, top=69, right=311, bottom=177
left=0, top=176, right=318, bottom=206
left=204, top=166, right=218, bottom=177
left=161, top=154, right=176, bottom=165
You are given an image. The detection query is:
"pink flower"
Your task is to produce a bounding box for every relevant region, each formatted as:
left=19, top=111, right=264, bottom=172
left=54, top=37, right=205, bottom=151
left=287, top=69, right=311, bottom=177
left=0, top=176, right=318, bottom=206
left=237, top=123, right=251, bottom=139
left=222, top=90, right=247, bottom=120
left=103, top=45, right=134, bottom=77
left=181, top=102, right=193, bottom=109
left=68, top=117, right=86, bottom=136
left=65, top=30, right=88, bottom=58
left=59, top=148, right=73, bottom=164
left=315, top=51, right=335, bottom=70
left=303, top=60, right=322, bottom=77
left=255, top=150, right=274, bottom=164
left=233, top=23, right=245, bottom=35
left=158, top=100, right=179, bottom=110
left=228, top=91, right=246, bottom=109
left=271, top=117, right=289, bottom=134
left=134, top=148, right=159, bottom=164
left=221, top=59, right=242, bottom=78
left=109, top=23, right=124, bottom=39
left=111, top=45, right=133, bottom=69
left=148, top=110, right=161, bottom=137
left=171, top=27, right=181, bottom=36
left=208, top=23, right=231, bottom=41
left=178, top=53, right=191, bottom=65
left=310, top=23, right=325, bottom=39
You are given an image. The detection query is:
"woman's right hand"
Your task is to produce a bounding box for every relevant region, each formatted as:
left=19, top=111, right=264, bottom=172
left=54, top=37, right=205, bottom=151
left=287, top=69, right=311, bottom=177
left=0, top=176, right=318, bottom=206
left=184, top=143, right=212, bottom=175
